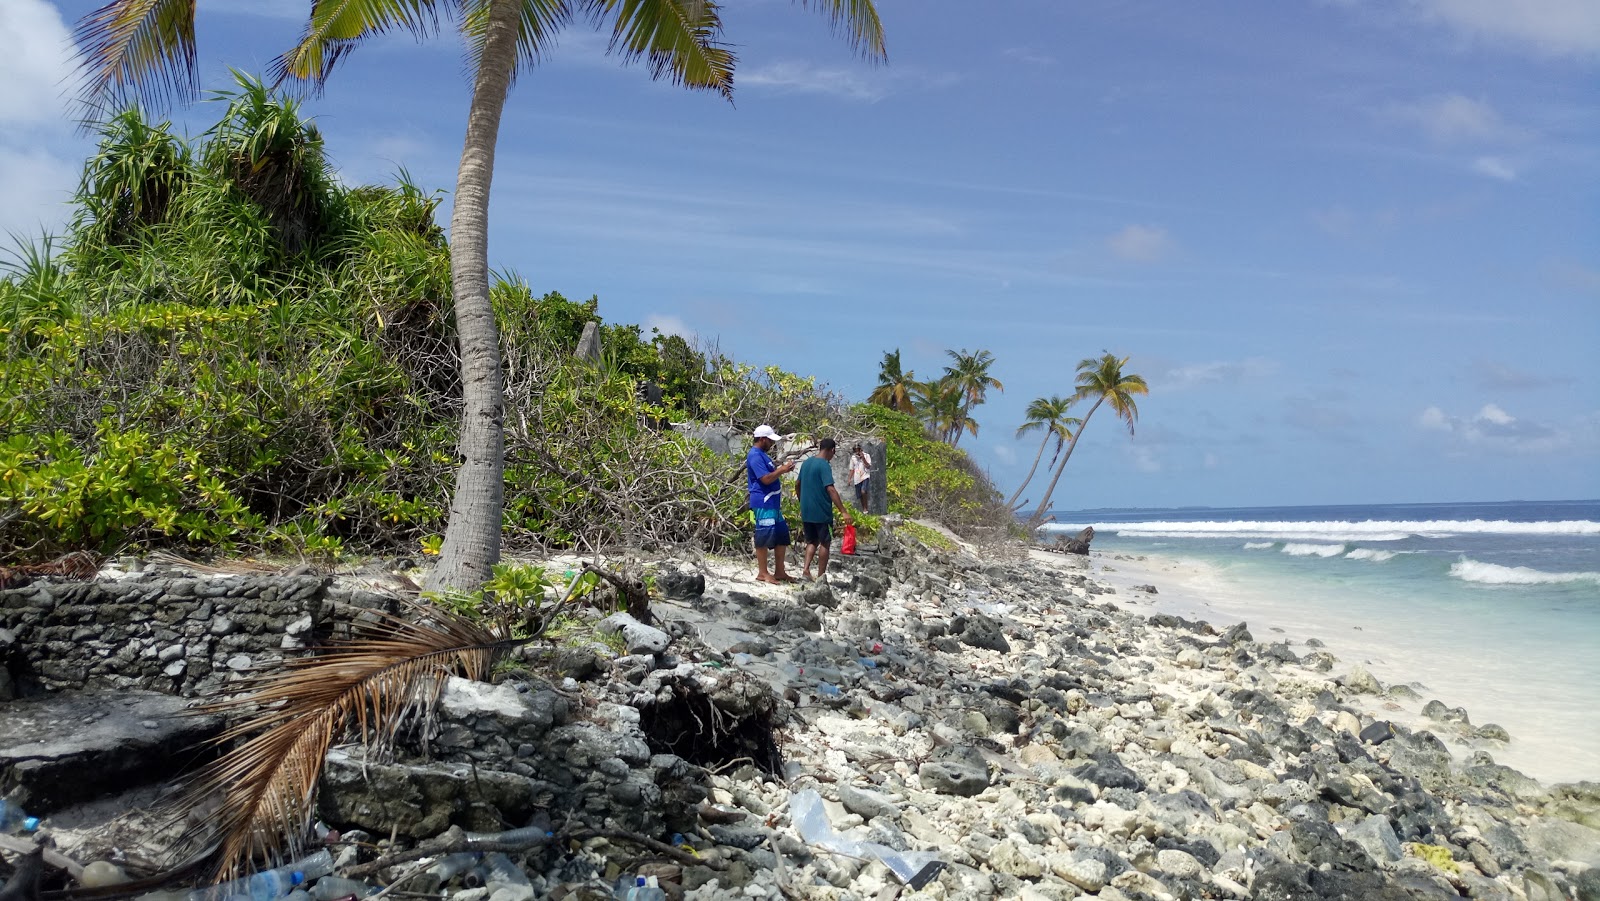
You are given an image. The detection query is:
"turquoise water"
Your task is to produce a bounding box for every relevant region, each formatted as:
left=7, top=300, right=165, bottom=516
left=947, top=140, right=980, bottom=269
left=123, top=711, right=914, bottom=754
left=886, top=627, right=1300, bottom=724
left=1043, top=500, right=1600, bottom=784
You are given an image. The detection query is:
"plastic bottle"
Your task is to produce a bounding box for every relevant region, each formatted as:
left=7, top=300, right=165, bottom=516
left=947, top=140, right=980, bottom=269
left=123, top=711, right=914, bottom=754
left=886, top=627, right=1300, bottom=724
left=427, top=852, right=482, bottom=883
left=477, top=853, right=529, bottom=888
left=616, top=875, right=666, bottom=901
left=0, top=800, right=40, bottom=834
left=187, top=850, right=335, bottom=901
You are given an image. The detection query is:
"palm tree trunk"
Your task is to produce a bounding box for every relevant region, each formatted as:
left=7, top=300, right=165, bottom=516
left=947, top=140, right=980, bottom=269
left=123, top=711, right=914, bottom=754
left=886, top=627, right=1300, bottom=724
left=423, top=0, right=521, bottom=595
left=1005, top=434, right=1050, bottom=510
left=1026, top=396, right=1103, bottom=529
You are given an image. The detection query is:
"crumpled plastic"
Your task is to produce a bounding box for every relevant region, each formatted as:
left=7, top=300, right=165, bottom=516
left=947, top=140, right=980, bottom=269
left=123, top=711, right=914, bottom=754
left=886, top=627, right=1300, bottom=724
left=789, top=789, right=945, bottom=889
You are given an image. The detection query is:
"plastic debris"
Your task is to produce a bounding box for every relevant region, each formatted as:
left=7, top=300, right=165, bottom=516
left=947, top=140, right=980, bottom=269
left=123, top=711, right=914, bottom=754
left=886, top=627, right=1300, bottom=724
left=789, top=789, right=944, bottom=889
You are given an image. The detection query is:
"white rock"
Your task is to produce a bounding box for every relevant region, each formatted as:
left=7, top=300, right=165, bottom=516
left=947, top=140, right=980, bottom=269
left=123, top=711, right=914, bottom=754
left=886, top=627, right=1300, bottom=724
left=1176, top=648, right=1204, bottom=668
left=1156, top=848, right=1204, bottom=879
left=438, top=675, right=529, bottom=719
left=1049, top=856, right=1108, bottom=891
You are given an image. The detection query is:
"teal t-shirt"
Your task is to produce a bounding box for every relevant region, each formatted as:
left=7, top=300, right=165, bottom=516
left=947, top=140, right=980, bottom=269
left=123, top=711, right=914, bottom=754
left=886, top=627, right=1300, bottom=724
left=797, top=455, right=836, bottom=523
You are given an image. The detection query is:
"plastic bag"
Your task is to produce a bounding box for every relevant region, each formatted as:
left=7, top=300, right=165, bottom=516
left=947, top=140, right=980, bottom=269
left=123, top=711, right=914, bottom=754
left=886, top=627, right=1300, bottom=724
left=840, top=524, right=857, bottom=555
left=789, top=790, right=944, bottom=888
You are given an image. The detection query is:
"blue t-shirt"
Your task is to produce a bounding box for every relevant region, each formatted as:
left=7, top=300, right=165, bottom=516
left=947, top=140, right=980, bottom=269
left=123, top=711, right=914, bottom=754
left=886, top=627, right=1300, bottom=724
left=798, top=455, right=836, bottom=523
left=747, top=447, right=782, bottom=509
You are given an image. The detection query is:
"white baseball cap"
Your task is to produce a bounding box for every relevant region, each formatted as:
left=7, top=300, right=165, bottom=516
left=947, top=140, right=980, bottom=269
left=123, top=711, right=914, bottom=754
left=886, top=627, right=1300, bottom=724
left=752, top=424, right=780, bottom=440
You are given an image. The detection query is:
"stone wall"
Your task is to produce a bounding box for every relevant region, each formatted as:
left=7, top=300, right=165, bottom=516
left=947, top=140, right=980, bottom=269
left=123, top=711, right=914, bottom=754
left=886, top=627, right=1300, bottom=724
left=0, top=570, right=400, bottom=700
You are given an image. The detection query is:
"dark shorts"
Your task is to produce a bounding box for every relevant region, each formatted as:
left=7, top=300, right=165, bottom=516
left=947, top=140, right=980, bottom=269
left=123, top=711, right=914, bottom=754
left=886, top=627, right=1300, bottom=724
left=752, top=506, right=790, bottom=549
left=802, top=521, right=832, bottom=547
left=854, top=479, right=870, bottom=503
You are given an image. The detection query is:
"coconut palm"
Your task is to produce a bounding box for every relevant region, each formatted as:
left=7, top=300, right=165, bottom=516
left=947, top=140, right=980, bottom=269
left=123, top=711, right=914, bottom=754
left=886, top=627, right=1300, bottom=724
left=944, top=348, right=1002, bottom=408
left=868, top=348, right=916, bottom=413
left=1026, top=353, right=1148, bottom=528
left=913, top=374, right=974, bottom=445
left=72, top=0, right=887, bottom=594
left=1006, top=395, right=1079, bottom=511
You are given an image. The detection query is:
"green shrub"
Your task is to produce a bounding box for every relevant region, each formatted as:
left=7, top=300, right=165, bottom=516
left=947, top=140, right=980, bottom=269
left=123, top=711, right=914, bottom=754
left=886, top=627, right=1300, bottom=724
left=852, top=403, right=1011, bottom=538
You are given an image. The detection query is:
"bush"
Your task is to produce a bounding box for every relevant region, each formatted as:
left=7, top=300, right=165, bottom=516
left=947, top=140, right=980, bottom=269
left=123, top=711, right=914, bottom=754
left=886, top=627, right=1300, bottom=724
left=852, top=403, right=1012, bottom=539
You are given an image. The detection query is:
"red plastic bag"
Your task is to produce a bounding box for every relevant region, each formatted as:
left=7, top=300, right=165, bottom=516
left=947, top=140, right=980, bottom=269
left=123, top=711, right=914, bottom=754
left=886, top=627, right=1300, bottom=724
left=840, top=524, right=857, bottom=555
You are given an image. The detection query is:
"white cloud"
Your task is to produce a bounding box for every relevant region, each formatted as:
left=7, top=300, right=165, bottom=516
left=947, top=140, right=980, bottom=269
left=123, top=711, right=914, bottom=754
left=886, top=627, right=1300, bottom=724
left=1471, top=156, right=1518, bottom=180
left=1163, top=358, right=1278, bottom=389
left=1002, top=48, right=1056, bottom=67
left=1392, top=94, right=1519, bottom=144
left=644, top=314, right=695, bottom=340
left=1416, top=402, right=1571, bottom=453
left=1129, top=445, right=1161, bottom=473
left=740, top=61, right=957, bottom=102
left=0, top=0, right=75, bottom=125
left=992, top=443, right=1018, bottom=466
left=0, top=0, right=81, bottom=238
left=1106, top=224, right=1173, bottom=262
left=1408, top=0, right=1600, bottom=57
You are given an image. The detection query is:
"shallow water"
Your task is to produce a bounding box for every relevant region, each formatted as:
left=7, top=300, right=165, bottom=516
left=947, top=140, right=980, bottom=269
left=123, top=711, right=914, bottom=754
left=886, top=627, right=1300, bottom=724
left=1044, top=500, right=1600, bottom=785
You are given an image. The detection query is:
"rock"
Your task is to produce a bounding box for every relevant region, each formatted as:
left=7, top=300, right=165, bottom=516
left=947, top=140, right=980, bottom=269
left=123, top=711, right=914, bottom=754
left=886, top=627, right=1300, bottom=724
left=1342, top=666, right=1382, bottom=694
left=1343, top=814, right=1404, bottom=863
left=1475, top=723, right=1511, bottom=742
left=1155, top=848, right=1202, bottom=879
left=654, top=567, right=705, bottom=599
left=0, top=691, right=222, bottom=811
left=1053, top=527, right=1094, bottom=555
left=574, top=321, right=601, bottom=361
left=918, top=760, right=989, bottom=797
left=958, top=614, right=1010, bottom=653
left=1049, top=856, right=1107, bottom=891
left=596, top=612, right=671, bottom=655
left=1132, top=584, right=1158, bottom=594
left=1222, top=622, right=1252, bottom=645
left=1073, top=755, right=1146, bottom=792
left=838, top=784, right=900, bottom=821
left=1525, top=818, right=1600, bottom=868
left=798, top=580, right=837, bottom=609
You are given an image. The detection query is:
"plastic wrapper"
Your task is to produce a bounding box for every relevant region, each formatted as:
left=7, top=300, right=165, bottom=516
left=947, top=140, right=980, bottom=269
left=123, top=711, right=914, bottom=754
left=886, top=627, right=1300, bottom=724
left=789, top=790, right=944, bottom=889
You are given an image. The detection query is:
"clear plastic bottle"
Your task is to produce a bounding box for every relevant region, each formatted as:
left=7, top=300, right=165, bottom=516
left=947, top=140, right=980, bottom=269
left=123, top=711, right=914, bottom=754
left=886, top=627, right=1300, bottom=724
left=308, top=876, right=372, bottom=900
left=616, top=875, right=666, bottom=901
left=0, top=800, right=40, bottom=834
left=187, top=851, right=335, bottom=901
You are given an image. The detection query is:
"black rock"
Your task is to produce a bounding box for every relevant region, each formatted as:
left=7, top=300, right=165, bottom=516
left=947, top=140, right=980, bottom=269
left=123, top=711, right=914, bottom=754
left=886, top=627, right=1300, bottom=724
left=1155, top=835, right=1221, bottom=867
left=1222, top=621, right=1253, bottom=645
left=958, top=614, right=1011, bottom=653
left=655, top=568, right=705, bottom=599
left=1072, top=754, right=1147, bottom=792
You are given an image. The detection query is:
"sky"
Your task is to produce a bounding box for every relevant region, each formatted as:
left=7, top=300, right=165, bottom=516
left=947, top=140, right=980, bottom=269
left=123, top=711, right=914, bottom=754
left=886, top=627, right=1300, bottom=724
left=5, top=0, right=1599, bottom=511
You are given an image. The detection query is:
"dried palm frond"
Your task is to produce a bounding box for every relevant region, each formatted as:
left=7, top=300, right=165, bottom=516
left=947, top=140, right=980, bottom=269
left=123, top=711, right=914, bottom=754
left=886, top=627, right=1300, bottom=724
left=172, top=606, right=511, bottom=881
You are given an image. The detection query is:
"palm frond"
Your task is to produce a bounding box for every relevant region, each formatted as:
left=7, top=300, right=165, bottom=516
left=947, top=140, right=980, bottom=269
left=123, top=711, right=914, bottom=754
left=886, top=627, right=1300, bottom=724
left=794, top=0, right=886, bottom=60
left=460, top=0, right=574, bottom=86
left=173, top=606, right=508, bottom=880
left=73, top=0, right=199, bottom=109
left=594, top=0, right=737, bottom=99
left=273, top=0, right=444, bottom=90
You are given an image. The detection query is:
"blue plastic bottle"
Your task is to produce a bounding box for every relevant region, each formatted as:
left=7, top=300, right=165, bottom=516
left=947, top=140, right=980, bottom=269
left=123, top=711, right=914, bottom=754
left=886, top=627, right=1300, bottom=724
left=0, top=800, right=39, bottom=834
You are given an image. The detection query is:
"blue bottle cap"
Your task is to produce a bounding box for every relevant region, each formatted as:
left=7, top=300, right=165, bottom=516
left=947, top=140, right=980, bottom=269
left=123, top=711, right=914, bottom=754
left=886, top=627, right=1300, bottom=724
left=291, top=872, right=306, bottom=886
left=22, top=817, right=39, bottom=832
left=635, top=877, right=646, bottom=887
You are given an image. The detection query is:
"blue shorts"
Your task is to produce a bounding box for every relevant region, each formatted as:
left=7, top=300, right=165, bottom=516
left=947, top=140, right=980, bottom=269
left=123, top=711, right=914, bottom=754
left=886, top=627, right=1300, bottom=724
left=752, top=506, right=791, bottom=549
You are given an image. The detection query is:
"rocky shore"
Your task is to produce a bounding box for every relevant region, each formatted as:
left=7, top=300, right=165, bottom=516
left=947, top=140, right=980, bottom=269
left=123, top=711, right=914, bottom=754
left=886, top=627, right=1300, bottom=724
left=5, top=524, right=1599, bottom=901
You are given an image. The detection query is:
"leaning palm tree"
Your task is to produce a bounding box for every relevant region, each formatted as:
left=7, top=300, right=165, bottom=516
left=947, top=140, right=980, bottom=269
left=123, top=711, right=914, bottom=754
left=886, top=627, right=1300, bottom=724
left=868, top=348, right=917, bottom=414
left=1026, top=353, right=1148, bottom=528
left=73, top=0, right=888, bottom=594
left=1006, top=395, right=1079, bottom=511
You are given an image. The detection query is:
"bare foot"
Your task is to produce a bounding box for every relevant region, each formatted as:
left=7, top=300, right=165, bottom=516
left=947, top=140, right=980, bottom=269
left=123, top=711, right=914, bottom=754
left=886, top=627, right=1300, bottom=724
left=756, top=574, right=778, bottom=584
left=774, top=572, right=798, bottom=583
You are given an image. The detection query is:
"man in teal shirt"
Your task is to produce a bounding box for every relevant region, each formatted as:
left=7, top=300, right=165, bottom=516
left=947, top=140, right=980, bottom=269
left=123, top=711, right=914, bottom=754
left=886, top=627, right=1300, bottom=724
left=796, top=438, right=854, bottom=581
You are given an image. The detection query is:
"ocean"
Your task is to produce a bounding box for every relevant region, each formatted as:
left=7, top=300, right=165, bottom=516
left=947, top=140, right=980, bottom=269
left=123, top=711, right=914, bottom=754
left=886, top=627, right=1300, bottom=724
left=1041, top=500, right=1600, bottom=786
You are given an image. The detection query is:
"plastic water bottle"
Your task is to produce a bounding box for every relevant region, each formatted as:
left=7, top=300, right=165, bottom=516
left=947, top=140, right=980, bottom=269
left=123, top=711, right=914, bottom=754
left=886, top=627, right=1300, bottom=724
left=0, top=800, right=39, bottom=834
left=188, top=851, right=335, bottom=901
left=616, top=875, right=666, bottom=901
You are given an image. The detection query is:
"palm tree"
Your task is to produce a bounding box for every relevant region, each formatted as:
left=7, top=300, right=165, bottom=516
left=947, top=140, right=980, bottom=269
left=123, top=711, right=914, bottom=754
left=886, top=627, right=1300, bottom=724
left=912, top=374, right=974, bottom=445
left=868, top=348, right=917, bottom=414
left=73, top=0, right=887, bottom=594
left=1006, top=395, right=1079, bottom=511
left=1026, top=353, right=1148, bottom=528
left=944, top=348, right=1002, bottom=408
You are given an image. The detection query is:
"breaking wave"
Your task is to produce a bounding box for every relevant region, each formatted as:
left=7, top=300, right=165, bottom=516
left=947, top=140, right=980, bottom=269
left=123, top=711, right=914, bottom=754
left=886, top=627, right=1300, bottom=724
left=1345, top=548, right=1397, bottom=562
left=1042, top=519, right=1600, bottom=541
left=1449, top=559, right=1600, bottom=586
left=1282, top=543, right=1347, bottom=557
left=1243, top=542, right=1275, bottom=550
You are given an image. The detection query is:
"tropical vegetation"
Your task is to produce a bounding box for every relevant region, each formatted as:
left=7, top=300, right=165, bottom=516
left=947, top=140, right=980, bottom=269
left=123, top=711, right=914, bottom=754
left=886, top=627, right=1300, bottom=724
left=870, top=347, right=1004, bottom=447
left=1006, top=396, right=1080, bottom=512
left=71, top=0, right=888, bottom=596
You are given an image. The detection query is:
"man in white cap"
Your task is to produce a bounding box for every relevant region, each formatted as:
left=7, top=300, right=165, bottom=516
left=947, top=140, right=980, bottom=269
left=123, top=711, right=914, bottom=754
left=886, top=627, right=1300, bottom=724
left=747, top=425, right=796, bottom=583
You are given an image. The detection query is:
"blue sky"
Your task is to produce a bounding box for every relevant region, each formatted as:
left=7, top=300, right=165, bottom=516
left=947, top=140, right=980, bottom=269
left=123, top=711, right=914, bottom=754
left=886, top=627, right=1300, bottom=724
left=5, top=0, right=1598, bottom=510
